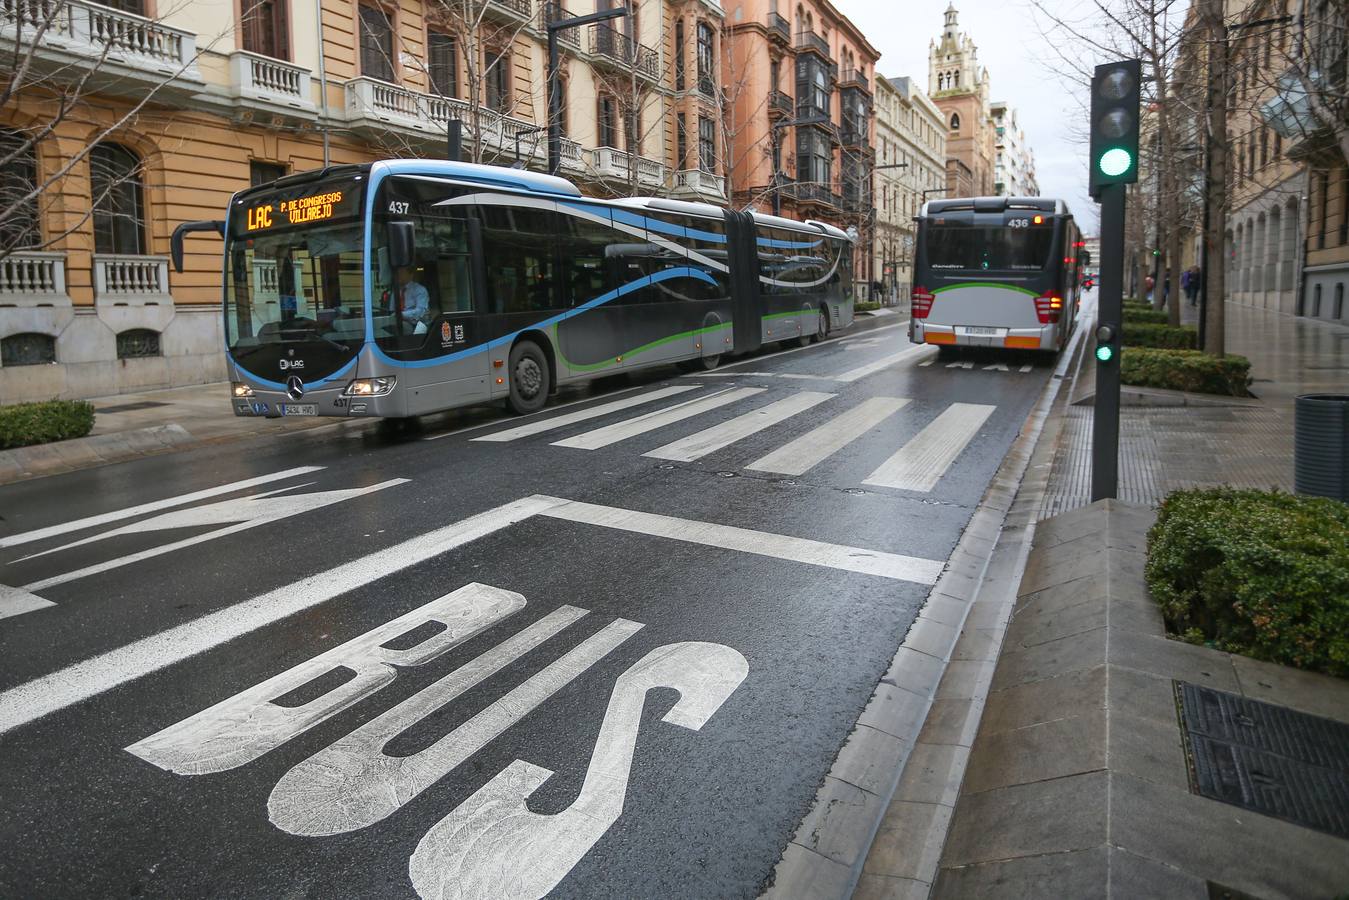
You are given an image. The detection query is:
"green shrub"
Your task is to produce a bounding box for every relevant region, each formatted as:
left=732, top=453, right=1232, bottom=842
left=855, top=301, right=881, bottom=312
left=1124, top=308, right=1169, bottom=325
left=1124, top=322, right=1199, bottom=349
left=1120, top=348, right=1251, bottom=396
left=1146, top=488, right=1349, bottom=677
left=0, top=400, right=96, bottom=450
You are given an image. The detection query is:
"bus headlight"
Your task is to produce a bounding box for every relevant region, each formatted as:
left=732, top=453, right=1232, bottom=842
left=344, top=376, right=398, bottom=397
left=231, top=382, right=254, bottom=398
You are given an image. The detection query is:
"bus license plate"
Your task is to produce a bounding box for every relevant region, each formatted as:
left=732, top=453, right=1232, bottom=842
left=964, top=326, right=1000, bottom=336
left=281, top=404, right=317, bottom=416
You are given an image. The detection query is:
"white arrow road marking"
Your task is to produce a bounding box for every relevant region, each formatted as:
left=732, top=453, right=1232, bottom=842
left=471, top=385, right=702, bottom=442
left=20, top=479, right=408, bottom=591
left=0, top=583, right=54, bottom=621
left=409, top=642, right=749, bottom=900
left=269, top=617, right=643, bottom=836
left=644, top=391, right=834, bottom=462
left=863, top=403, right=997, bottom=493
left=126, top=583, right=529, bottom=775
left=746, top=396, right=911, bottom=476
left=0, top=495, right=563, bottom=737
left=0, top=466, right=325, bottom=550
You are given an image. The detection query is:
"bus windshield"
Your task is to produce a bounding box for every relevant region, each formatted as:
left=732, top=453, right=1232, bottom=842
left=224, top=174, right=368, bottom=379
left=924, top=223, right=1053, bottom=272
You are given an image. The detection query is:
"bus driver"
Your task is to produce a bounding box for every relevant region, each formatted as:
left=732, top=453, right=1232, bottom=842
left=394, top=266, right=430, bottom=332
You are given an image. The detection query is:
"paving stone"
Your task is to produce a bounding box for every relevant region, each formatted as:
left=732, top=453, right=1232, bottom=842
left=1107, top=628, right=1241, bottom=692
left=1230, top=653, right=1349, bottom=723
left=851, top=873, right=931, bottom=900
left=962, top=598, right=1010, bottom=631
left=961, top=709, right=1106, bottom=795
left=916, top=697, right=982, bottom=747
left=891, top=742, right=970, bottom=807
left=933, top=659, right=994, bottom=701
left=1108, top=593, right=1166, bottom=634
left=858, top=682, right=931, bottom=740
left=831, top=724, right=912, bottom=796
left=1012, top=572, right=1106, bottom=615
left=1033, top=504, right=1110, bottom=547
left=1106, top=846, right=1207, bottom=900
left=903, top=616, right=960, bottom=661
left=932, top=848, right=1109, bottom=900
left=916, top=592, right=969, bottom=627
left=989, top=626, right=1106, bottom=691
left=940, top=771, right=1107, bottom=867
left=762, top=841, right=853, bottom=900
left=1004, top=593, right=1106, bottom=651
left=980, top=664, right=1106, bottom=735
left=882, top=647, right=946, bottom=699
left=951, top=626, right=1003, bottom=662
left=791, top=776, right=885, bottom=867
left=861, top=800, right=954, bottom=881
left=1108, top=709, right=1190, bottom=793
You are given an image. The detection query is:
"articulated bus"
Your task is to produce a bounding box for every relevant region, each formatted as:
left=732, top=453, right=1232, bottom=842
left=172, top=159, right=855, bottom=419
left=908, top=197, right=1082, bottom=354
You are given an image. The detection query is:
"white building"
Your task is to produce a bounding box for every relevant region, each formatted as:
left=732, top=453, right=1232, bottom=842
left=990, top=101, right=1039, bottom=196
left=873, top=76, right=947, bottom=302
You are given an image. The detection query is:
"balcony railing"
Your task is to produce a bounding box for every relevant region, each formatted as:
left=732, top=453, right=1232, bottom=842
left=795, top=29, right=830, bottom=57
left=229, top=51, right=315, bottom=112
left=840, top=125, right=868, bottom=149
left=538, top=2, right=581, bottom=48
left=789, top=182, right=839, bottom=207
left=839, top=68, right=870, bottom=91
left=673, top=168, right=726, bottom=199
left=93, top=254, right=171, bottom=300
left=769, top=89, right=793, bottom=116
left=767, top=11, right=791, bottom=43
left=0, top=251, right=66, bottom=297
left=592, top=146, right=665, bottom=186
left=589, top=23, right=659, bottom=81
left=483, top=0, right=531, bottom=21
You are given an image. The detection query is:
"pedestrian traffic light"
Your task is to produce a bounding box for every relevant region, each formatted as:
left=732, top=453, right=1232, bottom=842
left=1089, top=59, right=1141, bottom=199
left=1095, top=324, right=1118, bottom=363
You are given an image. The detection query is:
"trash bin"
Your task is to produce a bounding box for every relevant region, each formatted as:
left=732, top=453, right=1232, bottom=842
left=1294, top=394, right=1349, bottom=501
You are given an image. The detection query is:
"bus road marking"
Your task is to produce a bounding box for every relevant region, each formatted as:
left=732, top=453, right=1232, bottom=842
left=644, top=391, right=834, bottom=462
left=551, top=388, right=764, bottom=450
left=472, top=385, right=702, bottom=443
left=834, top=345, right=936, bottom=382
left=746, top=397, right=912, bottom=476
left=863, top=403, right=996, bottom=493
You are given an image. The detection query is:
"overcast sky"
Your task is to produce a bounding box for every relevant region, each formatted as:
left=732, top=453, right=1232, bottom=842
left=835, top=0, right=1102, bottom=233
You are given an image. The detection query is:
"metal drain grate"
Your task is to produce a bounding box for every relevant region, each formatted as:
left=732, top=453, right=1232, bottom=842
left=94, top=400, right=170, bottom=414
left=1177, top=682, right=1349, bottom=839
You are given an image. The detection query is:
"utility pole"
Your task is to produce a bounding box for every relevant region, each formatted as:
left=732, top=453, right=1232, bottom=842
left=546, top=4, right=629, bottom=176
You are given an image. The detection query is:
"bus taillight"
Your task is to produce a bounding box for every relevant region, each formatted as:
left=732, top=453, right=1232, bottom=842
left=912, top=287, right=935, bottom=318
left=1034, top=294, right=1063, bottom=324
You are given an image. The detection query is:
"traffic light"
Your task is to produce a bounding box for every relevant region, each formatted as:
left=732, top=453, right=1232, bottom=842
left=1089, top=59, right=1141, bottom=199
left=1095, top=324, right=1118, bottom=363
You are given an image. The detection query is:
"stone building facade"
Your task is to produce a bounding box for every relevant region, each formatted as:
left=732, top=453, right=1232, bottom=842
left=873, top=75, right=946, bottom=302
left=927, top=4, right=994, bottom=198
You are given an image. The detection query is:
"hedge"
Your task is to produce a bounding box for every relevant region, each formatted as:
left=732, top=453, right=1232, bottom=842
left=1146, top=488, right=1349, bottom=677
left=1124, top=322, right=1199, bottom=349
left=1120, top=348, right=1251, bottom=396
left=1124, top=308, right=1170, bottom=325
left=0, top=400, right=96, bottom=450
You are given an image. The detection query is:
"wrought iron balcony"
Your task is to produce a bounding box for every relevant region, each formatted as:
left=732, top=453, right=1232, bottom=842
left=589, top=22, right=659, bottom=81
left=768, top=90, right=793, bottom=117
left=839, top=68, right=870, bottom=92
left=538, top=3, right=581, bottom=48
left=483, top=0, right=531, bottom=22
left=795, top=29, right=830, bottom=57
left=767, top=11, right=790, bottom=43
left=840, top=124, right=869, bottom=149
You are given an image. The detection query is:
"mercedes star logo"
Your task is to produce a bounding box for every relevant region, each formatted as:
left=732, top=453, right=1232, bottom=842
left=286, top=375, right=305, bottom=400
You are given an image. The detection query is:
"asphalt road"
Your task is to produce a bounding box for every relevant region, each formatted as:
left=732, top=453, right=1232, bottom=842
left=0, top=314, right=1058, bottom=899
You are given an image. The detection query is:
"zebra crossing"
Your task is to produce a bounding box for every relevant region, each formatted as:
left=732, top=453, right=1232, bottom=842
left=471, top=384, right=998, bottom=493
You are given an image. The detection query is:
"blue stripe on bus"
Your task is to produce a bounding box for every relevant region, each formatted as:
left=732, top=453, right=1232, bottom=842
left=369, top=266, right=719, bottom=369
left=595, top=206, right=729, bottom=244
left=756, top=236, right=824, bottom=249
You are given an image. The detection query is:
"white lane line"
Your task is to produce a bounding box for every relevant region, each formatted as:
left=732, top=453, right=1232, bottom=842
left=0, top=495, right=564, bottom=737
left=0, top=466, right=325, bottom=550
left=535, top=496, right=943, bottom=584
left=863, top=402, right=997, bottom=493
left=683, top=371, right=779, bottom=378
left=746, top=396, right=912, bottom=476
left=694, top=320, right=912, bottom=373
left=1, top=584, right=54, bottom=621
left=551, top=387, right=764, bottom=450
left=470, top=385, right=702, bottom=442
left=833, top=344, right=937, bottom=383
left=644, top=392, right=834, bottom=462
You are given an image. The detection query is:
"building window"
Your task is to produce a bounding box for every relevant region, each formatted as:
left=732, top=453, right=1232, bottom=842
left=770, top=57, right=779, bottom=92
left=250, top=160, right=287, bottom=187
left=677, top=113, right=688, bottom=169
left=1318, top=170, right=1329, bottom=249
left=241, top=0, right=289, bottom=60
left=0, top=130, right=40, bottom=252
left=795, top=126, right=830, bottom=186
left=116, top=329, right=161, bottom=359
left=698, top=115, right=715, bottom=172
left=0, top=333, right=55, bottom=367
left=90, top=143, right=145, bottom=256
left=557, top=75, right=569, bottom=136
left=485, top=48, right=510, bottom=112
left=1336, top=283, right=1345, bottom=319
left=358, top=4, right=395, bottom=83
left=795, top=55, right=829, bottom=119
left=428, top=31, right=458, bottom=97
left=1312, top=284, right=1321, bottom=316
left=1341, top=168, right=1348, bottom=246
left=598, top=95, right=618, bottom=148
left=949, top=112, right=960, bottom=131
left=696, top=21, right=715, bottom=95
left=674, top=20, right=685, bottom=91
left=625, top=107, right=642, bottom=154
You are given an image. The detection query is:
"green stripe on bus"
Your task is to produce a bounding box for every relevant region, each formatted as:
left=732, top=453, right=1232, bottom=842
left=761, top=310, right=812, bottom=321
left=932, top=282, right=1039, bottom=296
left=554, top=321, right=733, bottom=373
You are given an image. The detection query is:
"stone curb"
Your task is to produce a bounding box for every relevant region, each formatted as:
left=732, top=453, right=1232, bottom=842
left=0, top=425, right=196, bottom=484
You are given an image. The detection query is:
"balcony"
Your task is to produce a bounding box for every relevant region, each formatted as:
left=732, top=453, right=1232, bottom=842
left=0, top=251, right=67, bottom=299
left=228, top=51, right=315, bottom=115
left=672, top=168, right=726, bottom=201
left=839, top=68, right=870, bottom=93
left=0, top=0, right=204, bottom=97
left=789, top=182, right=840, bottom=208
left=795, top=29, right=830, bottom=58
left=794, top=98, right=831, bottom=124
left=768, top=89, right=792, bottom=118
left=840, top=124, right=869, bottom=150
left=538, top=3, right=581, bottom=49
left=589, top=23, right=659, bottom=82
left=767, top=11, right=790, bottom=44
left=93, top=254, right=172, bottom=303
left=591, top=146, right=665, bottom=187
left=482, top=0, right=531, bottom=23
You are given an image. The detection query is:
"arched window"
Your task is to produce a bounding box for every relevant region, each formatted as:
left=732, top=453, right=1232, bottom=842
left=117, top=329, right=162, bottom=359
left=0, top=130, right=40, bottom=252
left=1, top=333, right=55, bottom=367
left=949, top=112, right=960, bottom=131
left=90, top=143, right=145, bottom=255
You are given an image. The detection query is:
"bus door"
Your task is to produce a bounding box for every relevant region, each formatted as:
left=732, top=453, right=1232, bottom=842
left=724, top=208, right=761, bottom=356
left=555, top=201, right=631, bottom=377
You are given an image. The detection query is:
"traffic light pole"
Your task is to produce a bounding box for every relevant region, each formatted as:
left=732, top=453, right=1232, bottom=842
left=1091, top=181, right=1126, bottom=501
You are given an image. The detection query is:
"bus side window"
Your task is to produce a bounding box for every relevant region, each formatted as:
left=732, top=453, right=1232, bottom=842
left=480, top=205, right=561, bottom=314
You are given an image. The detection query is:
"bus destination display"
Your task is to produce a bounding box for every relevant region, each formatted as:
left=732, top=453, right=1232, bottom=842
left=241, top=186, right=359, bottom=234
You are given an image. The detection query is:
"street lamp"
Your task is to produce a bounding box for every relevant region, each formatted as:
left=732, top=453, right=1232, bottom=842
left=546, top=4, right=629, bottom=176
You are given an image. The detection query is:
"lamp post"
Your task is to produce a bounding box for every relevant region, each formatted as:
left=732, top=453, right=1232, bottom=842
left=546, top=4, right=629, bottom=176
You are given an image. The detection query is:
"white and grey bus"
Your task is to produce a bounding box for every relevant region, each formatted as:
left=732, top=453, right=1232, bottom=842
left=173, top=159, right=855, bottom=419
left=908, top=197, right=1083, bottom=353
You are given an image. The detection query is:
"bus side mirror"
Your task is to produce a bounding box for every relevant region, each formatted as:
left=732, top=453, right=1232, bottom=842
left=387, top=221, right=416, bottom=269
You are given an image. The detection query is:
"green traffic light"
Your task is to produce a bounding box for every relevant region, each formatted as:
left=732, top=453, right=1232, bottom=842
left=1096, top=344, right=1114, bottom=362
left=1099, top=147, right=1132, bottom=177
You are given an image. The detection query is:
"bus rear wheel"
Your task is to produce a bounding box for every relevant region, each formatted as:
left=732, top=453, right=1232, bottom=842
left=812, top=306, right=831, bottom=343
left=507, top=340, right=550, bottom=415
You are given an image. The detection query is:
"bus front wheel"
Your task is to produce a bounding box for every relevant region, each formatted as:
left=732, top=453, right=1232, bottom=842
left=812, top=306, right=831, bottom=343
left=507, top=340, right=551, bottom=415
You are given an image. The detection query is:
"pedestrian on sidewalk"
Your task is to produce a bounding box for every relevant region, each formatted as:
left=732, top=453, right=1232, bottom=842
left=1186, top=266, right=1201, bottom=306
left=1145, top=274, right=1155, bottom=302
left=1180, top=268, right=1191, bottom=304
